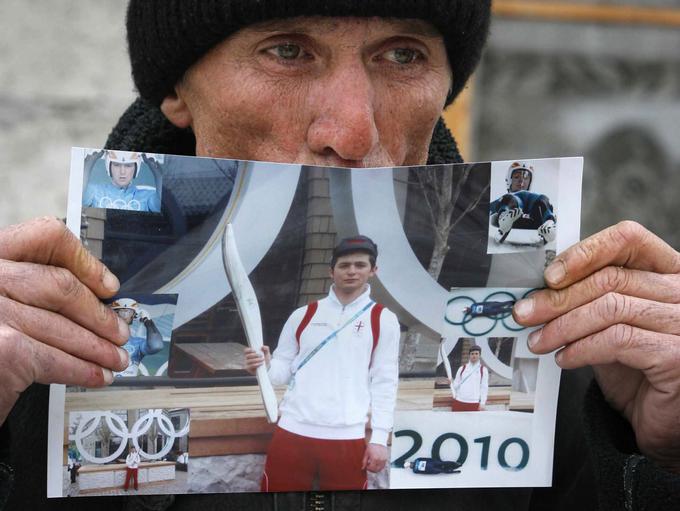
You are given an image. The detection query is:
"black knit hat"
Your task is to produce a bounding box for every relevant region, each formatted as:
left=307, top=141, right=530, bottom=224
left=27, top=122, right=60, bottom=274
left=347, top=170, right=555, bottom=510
left=126, top=0, right=492, bottom=106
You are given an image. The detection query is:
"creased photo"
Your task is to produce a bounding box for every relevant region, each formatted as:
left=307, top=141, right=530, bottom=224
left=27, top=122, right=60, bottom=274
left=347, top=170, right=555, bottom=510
left=49, top=150, right=583, bottom=496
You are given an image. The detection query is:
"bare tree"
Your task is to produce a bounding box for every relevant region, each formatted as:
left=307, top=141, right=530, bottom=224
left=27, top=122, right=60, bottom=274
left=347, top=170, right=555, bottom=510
left=96, top=418, right=113, bottom=458
left=400, top=164, right=489, bottom=372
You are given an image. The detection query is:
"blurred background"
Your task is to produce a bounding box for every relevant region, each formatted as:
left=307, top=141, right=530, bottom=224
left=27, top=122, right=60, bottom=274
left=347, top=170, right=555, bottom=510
left=2, top=0, right=679, bottom=247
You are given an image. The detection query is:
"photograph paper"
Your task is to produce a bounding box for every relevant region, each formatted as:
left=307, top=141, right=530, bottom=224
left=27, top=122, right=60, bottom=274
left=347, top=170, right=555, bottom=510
left=48, top=149, right=583, bottom=496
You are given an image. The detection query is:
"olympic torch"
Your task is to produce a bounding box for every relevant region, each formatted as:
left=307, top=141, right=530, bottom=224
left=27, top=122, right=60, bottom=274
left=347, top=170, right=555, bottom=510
left=222, top=223, right=278, bottom=423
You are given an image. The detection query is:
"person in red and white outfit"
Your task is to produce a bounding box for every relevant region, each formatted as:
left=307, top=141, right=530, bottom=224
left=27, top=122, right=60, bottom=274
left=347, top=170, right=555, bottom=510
left=451, top=345, right=488, bottom=412
left=245, top=235, right=400, bottom=491
left=123, top=446, right=141, bottom=491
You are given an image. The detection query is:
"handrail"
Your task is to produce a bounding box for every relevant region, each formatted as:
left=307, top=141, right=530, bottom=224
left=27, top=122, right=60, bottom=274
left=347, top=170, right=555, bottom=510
left=494, top=0, right=680, bottom=28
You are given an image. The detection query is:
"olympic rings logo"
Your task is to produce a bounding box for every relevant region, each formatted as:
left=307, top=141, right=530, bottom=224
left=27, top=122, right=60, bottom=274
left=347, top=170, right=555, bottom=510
left=444, top=289, right=539, bottom=337
left=98, top=197, right=143, bottom=211
left=70, top=409, right=189, bottom=465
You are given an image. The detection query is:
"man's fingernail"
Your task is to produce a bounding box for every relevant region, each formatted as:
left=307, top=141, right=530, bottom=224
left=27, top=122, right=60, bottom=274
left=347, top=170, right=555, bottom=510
left=102, top=368, right=114, bottom=384
left=555, top=350, right=563, bottom=365
left=118, top=316, right=130, bottom=341
left=545, top=261, right=566, bottom=285
left=527, top=328, right=542, bottom=349
left=514, top=298, right=534, bottom=319
left=118, top=348, right=129, bottom=368
left=103, top=268, right=120, bottom=292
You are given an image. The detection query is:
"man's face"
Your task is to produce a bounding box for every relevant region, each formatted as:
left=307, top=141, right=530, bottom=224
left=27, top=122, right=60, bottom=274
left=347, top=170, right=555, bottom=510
left=115, top=308, right=135, bottom=325
left=509, top=169, right=531, bottom=192
left=110, top=162, right=136, bottom=188
left=469, top=350, right=480, bottom=363
left=162, top=17, right=451, bottom=167
left=330, top=252, right=376, bottom=295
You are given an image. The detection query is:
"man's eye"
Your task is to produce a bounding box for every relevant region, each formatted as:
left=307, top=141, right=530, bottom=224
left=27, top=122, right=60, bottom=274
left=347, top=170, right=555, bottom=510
left=270, top=43, right=302, bottom=60
left=383, top=48, right=421, bottom=65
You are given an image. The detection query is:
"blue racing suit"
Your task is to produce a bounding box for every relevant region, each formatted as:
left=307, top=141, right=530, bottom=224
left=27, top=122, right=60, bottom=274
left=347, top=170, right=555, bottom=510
left=83, top=182, right=161, bottom=212
left=490, top=191, right=555, bottom=230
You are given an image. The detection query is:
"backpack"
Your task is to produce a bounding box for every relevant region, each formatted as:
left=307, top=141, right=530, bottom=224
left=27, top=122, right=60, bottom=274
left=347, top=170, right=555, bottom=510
left=295, top=301, right=385, bottom=358
left=460, top=363, right=485, bottom=378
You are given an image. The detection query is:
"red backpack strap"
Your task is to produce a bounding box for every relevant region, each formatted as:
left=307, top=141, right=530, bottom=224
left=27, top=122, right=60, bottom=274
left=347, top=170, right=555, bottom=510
left=295, top=301, right=318, bottom=345
left=370, top=303, right=385, bottom=356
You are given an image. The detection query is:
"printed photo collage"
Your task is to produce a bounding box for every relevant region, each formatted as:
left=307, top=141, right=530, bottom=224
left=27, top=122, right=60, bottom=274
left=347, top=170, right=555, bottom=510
left=48, top=149, right=583, bottom=497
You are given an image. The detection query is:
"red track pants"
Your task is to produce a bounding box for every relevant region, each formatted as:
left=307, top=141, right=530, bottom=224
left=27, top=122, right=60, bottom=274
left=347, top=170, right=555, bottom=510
left=261, top=426, right=367, bottom=491
left=124, top=467, right=138, bottom=490
left=451, top=399, right=481, bottom=411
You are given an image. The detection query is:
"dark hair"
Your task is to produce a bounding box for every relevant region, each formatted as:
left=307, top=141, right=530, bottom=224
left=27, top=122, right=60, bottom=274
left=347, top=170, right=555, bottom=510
left=331, top=235, right=378, bottom=268
left=469, top=345, right=482, bottom=354
left=331, top=250, right=377, bottom=270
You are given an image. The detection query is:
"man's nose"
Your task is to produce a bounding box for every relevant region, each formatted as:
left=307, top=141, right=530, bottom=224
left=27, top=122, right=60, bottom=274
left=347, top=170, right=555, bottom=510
left=306, top=63, right=379, bottom=164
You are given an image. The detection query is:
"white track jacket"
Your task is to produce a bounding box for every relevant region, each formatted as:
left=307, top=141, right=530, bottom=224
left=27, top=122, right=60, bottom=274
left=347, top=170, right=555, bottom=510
left=125, top=452, right=140, bottom=469
left=453, top=361, right=489, bottom=406
left=268, top=286, right=400, bottom=446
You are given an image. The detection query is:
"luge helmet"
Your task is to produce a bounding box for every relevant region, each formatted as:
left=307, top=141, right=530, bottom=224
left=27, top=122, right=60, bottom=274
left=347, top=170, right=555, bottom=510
left=105, top=151, right=141, bottom=178
left=110, top=298, right=140, bottom=315
left=506, top=161, right=534, bottom=192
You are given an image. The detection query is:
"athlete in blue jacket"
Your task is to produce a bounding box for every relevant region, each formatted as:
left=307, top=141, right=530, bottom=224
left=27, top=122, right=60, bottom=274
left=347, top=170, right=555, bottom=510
left=490, top=161, right=557, bottom=244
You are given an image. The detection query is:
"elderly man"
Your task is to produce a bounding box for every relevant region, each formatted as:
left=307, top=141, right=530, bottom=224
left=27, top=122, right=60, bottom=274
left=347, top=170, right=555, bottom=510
left=0, top=1, right=678, bottom=510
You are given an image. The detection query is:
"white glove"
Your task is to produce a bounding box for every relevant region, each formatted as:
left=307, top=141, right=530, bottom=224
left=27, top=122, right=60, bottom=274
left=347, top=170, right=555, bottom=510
left=538, top=219, right=557, bottom=243
left=495, top=208, right=522, bottom=242
left=137, top=308, right=151, bottom=322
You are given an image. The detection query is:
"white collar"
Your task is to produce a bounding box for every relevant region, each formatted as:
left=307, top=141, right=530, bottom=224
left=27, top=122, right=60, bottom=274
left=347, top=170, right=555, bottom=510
left=329, top=284, right=372, bottom=308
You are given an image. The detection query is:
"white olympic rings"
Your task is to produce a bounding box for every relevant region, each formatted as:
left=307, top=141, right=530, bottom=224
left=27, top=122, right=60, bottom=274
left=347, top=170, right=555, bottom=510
left=70, top=409, right=189, bottom=464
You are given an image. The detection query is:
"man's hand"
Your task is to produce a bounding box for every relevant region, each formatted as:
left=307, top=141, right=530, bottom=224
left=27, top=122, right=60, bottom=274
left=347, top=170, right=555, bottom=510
left=243, top=345, right=270, bottom=375
left=362, top=443, right=389, bottom=473
left=513, top=221, right=680, bottom=472
left=0, top=217, right=131, bottom=425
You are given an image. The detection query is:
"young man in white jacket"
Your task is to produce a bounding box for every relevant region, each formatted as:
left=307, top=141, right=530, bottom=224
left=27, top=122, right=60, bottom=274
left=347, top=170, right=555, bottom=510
left=123, top=446, right=141, bottom=491
left=245, top=235, right=400, bottom=491
left=451, top=345, right=488, bottom=412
